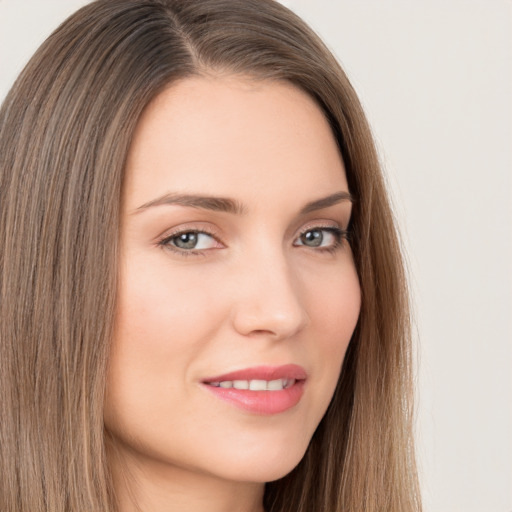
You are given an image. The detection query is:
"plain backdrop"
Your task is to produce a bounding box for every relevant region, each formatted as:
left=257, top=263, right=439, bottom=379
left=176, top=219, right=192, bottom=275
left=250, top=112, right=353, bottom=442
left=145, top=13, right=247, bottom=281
left=1, top=1, right=511, bottom=511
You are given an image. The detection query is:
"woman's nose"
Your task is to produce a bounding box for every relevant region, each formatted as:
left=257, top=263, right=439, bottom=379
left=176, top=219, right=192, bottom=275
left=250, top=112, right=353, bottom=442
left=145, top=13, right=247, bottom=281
left=229, top=252, right=310, bottom=341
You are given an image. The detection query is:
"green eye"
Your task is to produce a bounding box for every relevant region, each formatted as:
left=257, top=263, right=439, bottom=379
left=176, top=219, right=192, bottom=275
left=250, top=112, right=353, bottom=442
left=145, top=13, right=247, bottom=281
left=159, top=230, right=220, bottom=254
left=299, top=230, right=324, bottom=247
left=173, top=232, right=201, bottom=249
left=294, top=227, right=347, bottom=253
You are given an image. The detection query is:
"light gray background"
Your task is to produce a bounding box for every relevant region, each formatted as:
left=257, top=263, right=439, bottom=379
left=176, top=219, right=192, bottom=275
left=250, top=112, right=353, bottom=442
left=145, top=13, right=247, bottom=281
left=1, top=1, right=511, bottom=511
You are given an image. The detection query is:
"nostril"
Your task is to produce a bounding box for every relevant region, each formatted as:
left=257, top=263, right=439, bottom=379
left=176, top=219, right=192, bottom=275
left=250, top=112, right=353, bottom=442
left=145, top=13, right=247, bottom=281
left=231, top=308, right=309, bottom=340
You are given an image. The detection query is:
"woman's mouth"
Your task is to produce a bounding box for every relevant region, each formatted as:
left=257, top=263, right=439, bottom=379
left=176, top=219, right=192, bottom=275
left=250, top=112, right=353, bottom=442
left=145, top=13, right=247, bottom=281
left=207, top=378, right=296, bottom=391
left=201, top=364, right=306, bottom=415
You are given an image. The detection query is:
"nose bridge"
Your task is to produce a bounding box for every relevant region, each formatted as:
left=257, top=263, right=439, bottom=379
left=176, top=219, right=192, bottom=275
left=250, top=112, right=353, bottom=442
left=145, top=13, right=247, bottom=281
left=230, top=241, right=310, bottom=339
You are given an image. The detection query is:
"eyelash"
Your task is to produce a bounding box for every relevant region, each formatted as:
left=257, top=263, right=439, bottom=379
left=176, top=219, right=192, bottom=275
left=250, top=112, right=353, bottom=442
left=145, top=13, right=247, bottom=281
left=156, top=225, right=349, bottom=258
left=157, top=227, right=220, bottom=258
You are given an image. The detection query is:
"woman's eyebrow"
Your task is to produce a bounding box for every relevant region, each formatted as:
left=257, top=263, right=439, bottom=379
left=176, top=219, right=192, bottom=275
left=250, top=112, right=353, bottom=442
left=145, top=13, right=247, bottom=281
left=133, top=193, right=247, bottom=215
left=132, top=191, right=353, bottom=215
left=299, top=191, right=353, bottom=214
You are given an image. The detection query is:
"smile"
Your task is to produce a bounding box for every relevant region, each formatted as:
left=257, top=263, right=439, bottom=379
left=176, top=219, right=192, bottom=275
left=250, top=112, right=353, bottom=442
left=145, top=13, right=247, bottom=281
left=207, top=378, right=296, bottom=391
left=201, top=365, right=307, bottom=415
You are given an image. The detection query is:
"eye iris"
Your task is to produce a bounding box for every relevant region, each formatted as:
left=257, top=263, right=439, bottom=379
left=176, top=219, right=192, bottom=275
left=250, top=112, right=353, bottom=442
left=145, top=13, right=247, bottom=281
left=174, top=232, right=198, bottom=249
left=302, top=230, right=323, bottom=247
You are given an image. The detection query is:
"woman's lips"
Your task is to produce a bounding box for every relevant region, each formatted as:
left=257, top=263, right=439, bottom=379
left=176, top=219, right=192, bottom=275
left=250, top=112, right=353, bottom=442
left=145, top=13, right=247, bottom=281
left=201, top=364, right=307, bottom=415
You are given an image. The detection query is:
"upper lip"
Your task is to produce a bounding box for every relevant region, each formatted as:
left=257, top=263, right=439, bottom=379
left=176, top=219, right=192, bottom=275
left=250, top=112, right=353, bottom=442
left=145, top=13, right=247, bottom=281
left=202, top=364, right=307, bottom=383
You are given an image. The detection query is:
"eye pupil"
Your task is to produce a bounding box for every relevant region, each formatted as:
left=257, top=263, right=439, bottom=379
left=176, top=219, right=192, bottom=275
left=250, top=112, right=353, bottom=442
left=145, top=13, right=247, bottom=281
left=302, top=230, right=323, bottom=247
left=175, top=232, right=198, bottom=249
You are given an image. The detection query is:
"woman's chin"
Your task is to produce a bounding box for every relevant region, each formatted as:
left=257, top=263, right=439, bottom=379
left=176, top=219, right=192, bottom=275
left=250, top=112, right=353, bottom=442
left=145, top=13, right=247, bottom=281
left=205, top=445, right=307, bottom=484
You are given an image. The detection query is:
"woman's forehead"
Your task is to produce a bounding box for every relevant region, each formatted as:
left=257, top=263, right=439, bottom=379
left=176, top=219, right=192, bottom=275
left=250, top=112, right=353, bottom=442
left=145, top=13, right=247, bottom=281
left=123, top=75, right=348, bottom=212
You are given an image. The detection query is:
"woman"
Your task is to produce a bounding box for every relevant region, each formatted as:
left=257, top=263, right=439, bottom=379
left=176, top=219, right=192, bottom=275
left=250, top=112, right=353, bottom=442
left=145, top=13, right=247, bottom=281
left=0, top=1, right=421, bottom=511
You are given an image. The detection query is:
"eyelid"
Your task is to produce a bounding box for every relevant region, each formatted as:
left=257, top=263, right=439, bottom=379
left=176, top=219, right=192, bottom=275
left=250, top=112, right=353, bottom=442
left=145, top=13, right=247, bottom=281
left=297, top=220, right=343, bottom=233
left=156, top=222, right=220, bottom=241
left=295, top=219, right=348, bottom=239
left=156, top=225, right=224, bottom=255
left=294, top=224, right=348, bottom=249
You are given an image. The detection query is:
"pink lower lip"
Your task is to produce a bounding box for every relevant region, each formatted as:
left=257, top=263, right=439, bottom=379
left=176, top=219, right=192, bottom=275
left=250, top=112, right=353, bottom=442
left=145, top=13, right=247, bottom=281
left=202, top=380, right=305, bottom=415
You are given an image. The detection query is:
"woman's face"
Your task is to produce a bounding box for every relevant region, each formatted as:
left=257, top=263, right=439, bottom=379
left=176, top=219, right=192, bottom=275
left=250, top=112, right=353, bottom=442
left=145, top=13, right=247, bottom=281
left=104, top=76, right=361, bottom=487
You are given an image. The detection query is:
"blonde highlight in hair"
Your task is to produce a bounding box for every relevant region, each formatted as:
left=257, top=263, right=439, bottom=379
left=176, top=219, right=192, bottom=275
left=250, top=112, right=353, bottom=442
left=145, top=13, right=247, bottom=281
left=0, top=1, right=421, bottom=511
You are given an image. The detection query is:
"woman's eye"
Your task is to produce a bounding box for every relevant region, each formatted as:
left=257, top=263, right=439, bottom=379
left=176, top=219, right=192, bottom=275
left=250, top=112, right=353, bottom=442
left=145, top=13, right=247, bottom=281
left=294, top=227, right=346, bottom=251
left=159, top=230, right=220, bottom=253
left=158, top=226, right=347, bottom=257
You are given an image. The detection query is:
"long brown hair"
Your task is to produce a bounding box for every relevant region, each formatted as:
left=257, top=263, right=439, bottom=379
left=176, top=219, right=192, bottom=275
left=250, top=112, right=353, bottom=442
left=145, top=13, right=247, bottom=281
left=0, top=1, right=421, bottom=510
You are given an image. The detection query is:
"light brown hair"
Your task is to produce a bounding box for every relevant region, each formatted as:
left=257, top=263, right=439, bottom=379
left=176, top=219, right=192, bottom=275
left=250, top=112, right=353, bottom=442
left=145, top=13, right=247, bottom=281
left=0, top=1, right=421, bottom=510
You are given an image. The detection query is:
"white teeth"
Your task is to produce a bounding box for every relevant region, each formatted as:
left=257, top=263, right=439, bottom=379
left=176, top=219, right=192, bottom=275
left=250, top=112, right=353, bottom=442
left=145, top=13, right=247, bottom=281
left=249, top=379, right=267, bottom=391
left=267, top=378, right=284, bottom=390
left=209, top=378, right=296, bottom=391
